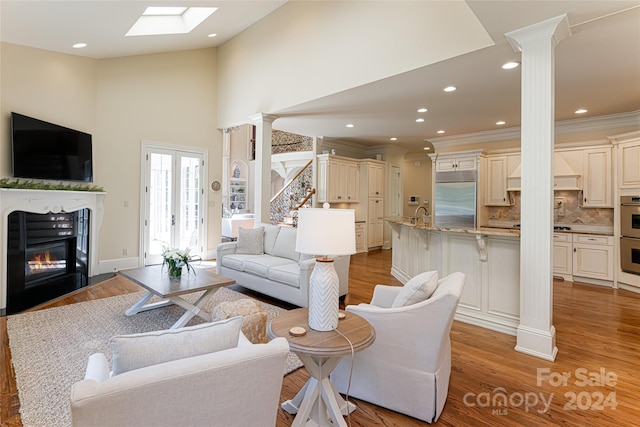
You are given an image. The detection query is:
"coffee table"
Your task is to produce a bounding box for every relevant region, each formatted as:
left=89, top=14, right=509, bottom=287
left=267, top=308, right=375, bottom=427
left=120, top=265, right=235, bottom=329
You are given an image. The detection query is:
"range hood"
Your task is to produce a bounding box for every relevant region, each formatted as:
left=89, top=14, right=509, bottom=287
left=507, top=154, right=581, bottom=191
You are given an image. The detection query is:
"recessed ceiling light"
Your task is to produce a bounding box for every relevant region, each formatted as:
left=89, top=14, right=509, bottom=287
left=126, top=7, right=217, bottom=37
left=73, top=43, right=87, bottom=49
left=443, top=86, right=456, bottom=92
left=416, top=118, right=425, bottom=123
left=496, top=120, right=506, bottom=125
left=437, top=130, right=445, bottom=134
left=575, top=109, right=588, bottom=114
left=208, top=33, right=217, bottom=38
left=502, top=61, right=520, bottom=70
left=346, top=123, right=354, bottom=128
left=417, top=108, right=428, bottom=113
left=390, top=137, right=397, bottom=141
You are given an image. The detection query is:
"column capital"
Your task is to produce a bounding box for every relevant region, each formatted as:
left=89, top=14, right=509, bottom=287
left=249, top=113, right=278, bottom=124
left=505, top=14, right=571, bottom=52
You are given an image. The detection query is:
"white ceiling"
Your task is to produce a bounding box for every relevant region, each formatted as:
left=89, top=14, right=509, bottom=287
left=1, top=1, right=639, bottom=153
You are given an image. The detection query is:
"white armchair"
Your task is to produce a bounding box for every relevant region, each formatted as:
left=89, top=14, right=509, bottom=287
left=331, top=272, right=465, bottom=423
left=70, top=319, right=290, bottom=427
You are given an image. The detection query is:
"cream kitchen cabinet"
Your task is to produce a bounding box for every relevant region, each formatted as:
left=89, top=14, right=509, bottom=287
left=572, top=234, right=614, bottom=282
left=618, top=139, right=640, bottom=188
left=435, top=155, right=477, bottom=172
left=553, top=233, right=572, bottom=279
left=368, top=197, right=384, bottom=248
left=355, top=222, right=367, bottom=253
left=485, top=155, right=509, bottom=206
left=363, top=161, right=385, bottom=197
left=317, top=154, right=360, bottom=203
left=582, top=147, right=612, bottom=207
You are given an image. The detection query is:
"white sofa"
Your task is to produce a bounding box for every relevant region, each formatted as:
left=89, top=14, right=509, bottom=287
left=70, top=318, right=290, bottom=427
left=216, top=223, right=350, bottom=307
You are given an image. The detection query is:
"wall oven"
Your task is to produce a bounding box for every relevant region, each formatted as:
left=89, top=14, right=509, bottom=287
left=620, top=196, right=640, bottom=275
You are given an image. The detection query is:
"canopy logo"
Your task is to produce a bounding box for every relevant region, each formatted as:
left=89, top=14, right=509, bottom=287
left=463, top=367, right=618, bottom=416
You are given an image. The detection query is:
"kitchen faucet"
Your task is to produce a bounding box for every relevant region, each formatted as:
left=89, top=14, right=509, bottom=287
left=413, top=205, right=429, bottom=225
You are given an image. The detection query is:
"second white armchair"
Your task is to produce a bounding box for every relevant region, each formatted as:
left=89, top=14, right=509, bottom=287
left=331, top=271, right=466, bottom=423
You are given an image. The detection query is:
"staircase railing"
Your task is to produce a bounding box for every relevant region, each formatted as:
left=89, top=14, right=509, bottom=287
left=270, top=160, right=314, bottom=225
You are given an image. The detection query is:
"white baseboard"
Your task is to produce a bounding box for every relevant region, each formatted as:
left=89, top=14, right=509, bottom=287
left=98, top=257, right=140, bottom=275
left=618, top=282, right=640, bottom=294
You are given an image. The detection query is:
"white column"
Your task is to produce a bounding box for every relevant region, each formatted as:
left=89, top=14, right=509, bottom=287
left=249, top=113, right=277, bottom=224
left=505, top=15, right=570, bottom=361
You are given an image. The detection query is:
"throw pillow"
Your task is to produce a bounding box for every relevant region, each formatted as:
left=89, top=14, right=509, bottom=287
left=391, top=270, right=439, bottom=308
left=271, top=226, right=300, bottom=262
left=110, top=316, right=243, bottom=376
left=261, top=223, right=281, bottom=255
left=236, top=226, right=264, bottom=255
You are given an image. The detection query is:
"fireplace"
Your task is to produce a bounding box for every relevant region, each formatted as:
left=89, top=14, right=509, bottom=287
left=1, top=189, right=106, bottom=315
left=6, top=210, right=90, bottom=314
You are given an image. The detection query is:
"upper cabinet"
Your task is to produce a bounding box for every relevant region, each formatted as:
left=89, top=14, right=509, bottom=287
left=582, top=147, right=612, bottom=207
left=359, top=159, right=385, bottom=197
left=485, top=156, right=509, bottom=206
left=618, top=138, right=640, bottom=189
left=435, top=155, right=477, bottom=172
left=317, top=154, right=360, bottom=203
left=487, top=145, right=613, bottom=208
left=366, top=162, right=385, bottom=197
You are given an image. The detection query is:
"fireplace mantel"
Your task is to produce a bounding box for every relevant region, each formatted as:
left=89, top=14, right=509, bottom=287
left=0, top=189, right=106, bottom=312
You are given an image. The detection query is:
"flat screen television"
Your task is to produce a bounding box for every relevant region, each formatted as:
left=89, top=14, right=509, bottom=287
left=11, top=112, right=93, bottom=182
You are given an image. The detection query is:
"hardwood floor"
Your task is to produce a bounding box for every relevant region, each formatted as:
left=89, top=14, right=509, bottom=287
left=2, top=249, right=639, bottom=426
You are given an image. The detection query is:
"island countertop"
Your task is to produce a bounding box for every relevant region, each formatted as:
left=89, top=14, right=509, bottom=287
left=384, top=217, right=614, bottom=237
left=384, top=216, right=521, bottom=238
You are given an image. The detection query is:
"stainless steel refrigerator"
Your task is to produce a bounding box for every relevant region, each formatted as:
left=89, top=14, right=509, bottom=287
left=434, top=170, right=477, bottom=229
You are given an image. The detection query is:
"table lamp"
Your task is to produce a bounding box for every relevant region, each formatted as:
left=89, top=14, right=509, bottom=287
left=295, top=205, right=356, bottom=331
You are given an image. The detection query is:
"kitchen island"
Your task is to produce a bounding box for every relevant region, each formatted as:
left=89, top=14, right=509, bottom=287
left=385, top=217, right=521, bottom=335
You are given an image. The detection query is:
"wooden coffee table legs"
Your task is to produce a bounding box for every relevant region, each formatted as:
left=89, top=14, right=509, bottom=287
left=281, top=354, right=356, bottom=427
left=125, top=289, right=215, bottom=329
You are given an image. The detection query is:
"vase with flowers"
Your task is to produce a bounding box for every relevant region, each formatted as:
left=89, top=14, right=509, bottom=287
left=162, top=247, right=195, bottom=279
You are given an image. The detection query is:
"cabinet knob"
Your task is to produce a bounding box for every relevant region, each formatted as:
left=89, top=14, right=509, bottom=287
left=584, top=197, right=587, bottom=203
left=574, top=248, right=577, bottom=252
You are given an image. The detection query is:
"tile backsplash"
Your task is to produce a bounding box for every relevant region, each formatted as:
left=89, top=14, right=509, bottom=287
left=488, top=190, right=614, bottom=226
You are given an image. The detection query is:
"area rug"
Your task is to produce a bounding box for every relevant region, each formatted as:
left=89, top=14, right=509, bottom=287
left=6, top=286, right=302, bottom=427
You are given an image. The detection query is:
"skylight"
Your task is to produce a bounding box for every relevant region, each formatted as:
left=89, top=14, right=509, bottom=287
left=126, top=7, right=217, bottom=37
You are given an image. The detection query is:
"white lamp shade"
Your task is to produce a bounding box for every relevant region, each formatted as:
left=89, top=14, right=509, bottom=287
left=295, top=208, right=356, bottom=256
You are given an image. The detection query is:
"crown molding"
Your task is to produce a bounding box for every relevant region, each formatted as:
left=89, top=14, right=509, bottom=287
left=429, top=110, right=640, bottom=149
left=249, top=113, right=278, bottom=124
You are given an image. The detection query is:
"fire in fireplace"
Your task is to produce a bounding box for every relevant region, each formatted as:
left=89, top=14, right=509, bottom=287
left=25, top=242, right=68, bottom=282
left=6, top=209, right=90, bottom=314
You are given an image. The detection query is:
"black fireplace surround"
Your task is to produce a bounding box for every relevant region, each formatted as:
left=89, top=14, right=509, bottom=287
left=6, top=209, right=90, bottom=314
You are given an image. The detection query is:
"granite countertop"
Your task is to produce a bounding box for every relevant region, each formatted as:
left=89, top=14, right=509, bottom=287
left=384, top=217, right=614, bottom=237
left=384, top=217, right=521, bottom=238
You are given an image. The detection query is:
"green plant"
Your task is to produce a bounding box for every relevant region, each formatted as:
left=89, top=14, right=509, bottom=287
left=0, top=178, right=104, bottom=192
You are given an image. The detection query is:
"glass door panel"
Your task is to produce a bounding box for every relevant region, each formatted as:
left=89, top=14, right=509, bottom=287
left=178, top=155, right=201, bottom=251
left=144, top=147, right=204, bottom=266
left=147, top=151, right=174, bottom=264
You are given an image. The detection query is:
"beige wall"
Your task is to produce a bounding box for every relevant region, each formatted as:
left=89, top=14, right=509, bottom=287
left=402, top=154, right=433, bottom=217
left=216, top=1, right=492, bottom=128
left=1, top=43, right=221, bottom=267
left=96, top=48, right=220, bottom=262
left=1, top=43, right=98, bottom=177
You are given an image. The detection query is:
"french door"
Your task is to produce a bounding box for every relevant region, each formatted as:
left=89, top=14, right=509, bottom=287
left=142, top=144, right=206, bottom=266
